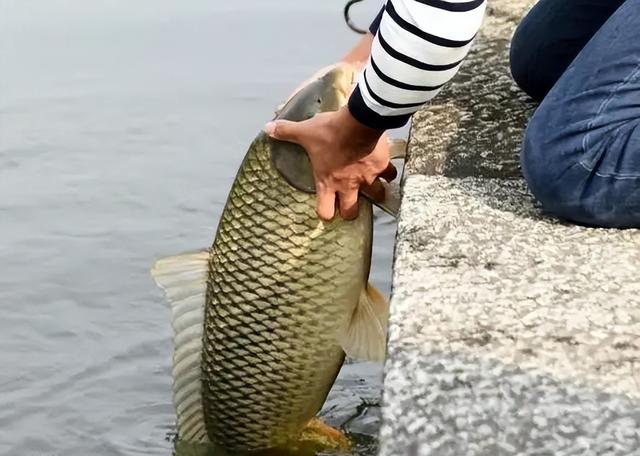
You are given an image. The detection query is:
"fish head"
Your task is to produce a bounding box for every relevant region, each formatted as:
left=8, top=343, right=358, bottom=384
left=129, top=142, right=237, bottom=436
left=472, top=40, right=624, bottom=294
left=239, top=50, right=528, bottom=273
left=270, top=63, right=359, bottom=194
left=278, top=63, right=358, bottom=122
left=314, top=62, right=359, bottom=114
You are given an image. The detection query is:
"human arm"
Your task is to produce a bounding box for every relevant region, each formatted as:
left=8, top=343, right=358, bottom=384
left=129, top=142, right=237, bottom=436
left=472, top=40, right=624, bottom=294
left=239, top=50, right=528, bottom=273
left=348, top=0, right=486, bottom=129
left=266, top=1, right=486, bottom=220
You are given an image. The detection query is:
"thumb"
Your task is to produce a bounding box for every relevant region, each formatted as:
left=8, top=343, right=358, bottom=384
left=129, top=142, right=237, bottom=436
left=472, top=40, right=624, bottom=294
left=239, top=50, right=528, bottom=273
left=263, top=120, right=303, bottom=144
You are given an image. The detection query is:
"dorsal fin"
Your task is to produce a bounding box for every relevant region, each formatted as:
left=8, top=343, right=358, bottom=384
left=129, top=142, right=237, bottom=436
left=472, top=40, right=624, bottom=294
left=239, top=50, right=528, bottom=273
left=151, top=250, right=210, bottom=443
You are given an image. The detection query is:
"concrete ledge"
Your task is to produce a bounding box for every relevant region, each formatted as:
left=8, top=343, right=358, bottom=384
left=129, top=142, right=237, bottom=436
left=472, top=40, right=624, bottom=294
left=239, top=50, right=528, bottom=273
left=383, top=175, right=640, bottom=455
left=381, top=1, right=640, bottom=454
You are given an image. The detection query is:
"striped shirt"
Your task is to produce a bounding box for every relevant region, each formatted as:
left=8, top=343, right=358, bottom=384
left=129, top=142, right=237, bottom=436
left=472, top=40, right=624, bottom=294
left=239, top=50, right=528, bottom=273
left=348, top=0, right=487, bottom=129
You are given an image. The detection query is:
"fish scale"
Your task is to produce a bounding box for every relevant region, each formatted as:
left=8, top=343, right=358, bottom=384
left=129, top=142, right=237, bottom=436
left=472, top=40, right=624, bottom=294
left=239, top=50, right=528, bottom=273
left=151, top=64, right=391, bottom=453
left=200, top=135, right=371, bottom=450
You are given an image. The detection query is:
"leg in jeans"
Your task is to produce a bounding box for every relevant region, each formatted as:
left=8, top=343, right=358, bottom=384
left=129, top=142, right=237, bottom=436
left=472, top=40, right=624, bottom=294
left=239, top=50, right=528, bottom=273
left=510, top=0, right=626, bottom=102
left=521, top=0, right=640, bottom=228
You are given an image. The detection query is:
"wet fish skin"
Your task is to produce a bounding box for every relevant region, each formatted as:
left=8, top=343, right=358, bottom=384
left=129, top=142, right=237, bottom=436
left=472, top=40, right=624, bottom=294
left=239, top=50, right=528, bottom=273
left=152, top=64, right=388, bottom=453
left=202, top=129, right=373, bottom=449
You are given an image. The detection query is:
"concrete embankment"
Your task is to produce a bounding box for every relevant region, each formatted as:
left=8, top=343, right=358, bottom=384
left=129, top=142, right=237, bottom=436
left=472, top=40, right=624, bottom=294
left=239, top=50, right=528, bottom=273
left=381, top=1, right=640, bottom=454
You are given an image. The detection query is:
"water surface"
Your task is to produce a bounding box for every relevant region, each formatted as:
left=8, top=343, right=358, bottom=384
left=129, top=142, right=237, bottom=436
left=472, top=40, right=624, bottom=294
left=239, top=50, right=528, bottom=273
left=0, top=1, right=392, bottom=454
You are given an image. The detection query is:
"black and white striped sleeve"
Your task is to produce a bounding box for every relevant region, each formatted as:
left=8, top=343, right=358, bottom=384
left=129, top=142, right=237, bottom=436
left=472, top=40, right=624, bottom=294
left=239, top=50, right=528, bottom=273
left=348, top=0, right=486, bottom=130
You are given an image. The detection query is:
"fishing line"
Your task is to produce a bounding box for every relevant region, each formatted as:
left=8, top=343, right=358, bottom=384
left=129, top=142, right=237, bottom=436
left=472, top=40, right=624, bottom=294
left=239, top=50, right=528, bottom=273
left=344, top=0, right=368, bottom=34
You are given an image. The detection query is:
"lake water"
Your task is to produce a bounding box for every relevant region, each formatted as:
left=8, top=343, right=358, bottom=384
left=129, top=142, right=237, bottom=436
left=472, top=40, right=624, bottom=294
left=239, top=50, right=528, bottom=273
left=0, top=1, right=394, bottom=455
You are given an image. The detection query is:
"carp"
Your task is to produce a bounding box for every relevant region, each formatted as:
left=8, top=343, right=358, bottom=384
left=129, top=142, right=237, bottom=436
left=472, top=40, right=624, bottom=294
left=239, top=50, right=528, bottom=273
left=152, top=63, right=402, bottom=453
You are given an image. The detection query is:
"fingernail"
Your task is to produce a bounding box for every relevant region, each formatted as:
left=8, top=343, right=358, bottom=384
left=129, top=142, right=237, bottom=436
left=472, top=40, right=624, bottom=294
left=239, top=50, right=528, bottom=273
left=263, top=121, right=276, bottom=136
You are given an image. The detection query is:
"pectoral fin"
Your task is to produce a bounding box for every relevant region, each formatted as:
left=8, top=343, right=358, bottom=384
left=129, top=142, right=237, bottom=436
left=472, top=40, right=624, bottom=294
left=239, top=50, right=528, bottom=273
left=151, top=250, right=210, bottom=443
left=361, top=180, right=402, bottom=219
left=388, top=138, right=408, bottom=160
left=339, top=283, right=389, bottom=362
left=361, top=137, right=406, bottom=218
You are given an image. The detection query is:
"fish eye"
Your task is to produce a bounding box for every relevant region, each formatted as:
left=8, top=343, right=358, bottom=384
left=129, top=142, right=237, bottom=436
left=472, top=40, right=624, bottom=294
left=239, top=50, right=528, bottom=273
left=316, top=98, right=322, bottom=104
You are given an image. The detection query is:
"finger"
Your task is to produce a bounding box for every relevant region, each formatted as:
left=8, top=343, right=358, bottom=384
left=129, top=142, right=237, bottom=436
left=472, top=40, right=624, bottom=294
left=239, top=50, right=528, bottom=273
left=379, top=162, right=398, bottom=182
left=263, top=120, right=303, bottom=144
left=316, top=185, right=337, bottom=221
left=361, top=179, right=386, bottom=203
left=338, top=189, right=359, bottom=221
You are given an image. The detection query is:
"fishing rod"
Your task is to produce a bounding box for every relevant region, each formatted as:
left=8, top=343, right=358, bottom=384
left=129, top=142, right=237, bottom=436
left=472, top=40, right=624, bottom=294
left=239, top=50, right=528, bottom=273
left=344, top=0, right=368, bottom=34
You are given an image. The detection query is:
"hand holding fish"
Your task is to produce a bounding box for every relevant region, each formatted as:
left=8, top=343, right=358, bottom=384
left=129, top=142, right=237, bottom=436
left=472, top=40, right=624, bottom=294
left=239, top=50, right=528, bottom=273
left=264, top=106, right=395, bottom=221
left=264, top=32, right=394, bottom=222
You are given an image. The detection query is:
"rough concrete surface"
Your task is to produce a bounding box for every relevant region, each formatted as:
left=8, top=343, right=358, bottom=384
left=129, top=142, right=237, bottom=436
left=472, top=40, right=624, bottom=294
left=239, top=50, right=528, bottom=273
left=381, top=1, right=640, bottom=455
left=406, top=2, right=537, bottom=179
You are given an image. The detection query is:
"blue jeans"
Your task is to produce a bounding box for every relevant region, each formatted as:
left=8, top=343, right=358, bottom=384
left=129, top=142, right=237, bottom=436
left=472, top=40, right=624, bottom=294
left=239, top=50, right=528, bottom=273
left=511, top=0, right=640, bottom=228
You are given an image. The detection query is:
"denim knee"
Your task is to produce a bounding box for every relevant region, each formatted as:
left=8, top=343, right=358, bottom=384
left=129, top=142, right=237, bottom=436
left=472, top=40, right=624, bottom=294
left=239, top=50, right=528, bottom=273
left=520, top=116, right=554, bottom=209
left=522, top=114, right=640, bottom=228
left=521, top=110, right=579, bottom=220
left=510, top=25, right=536, bottom=101
left=510, top=22, right=549, bottom=102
